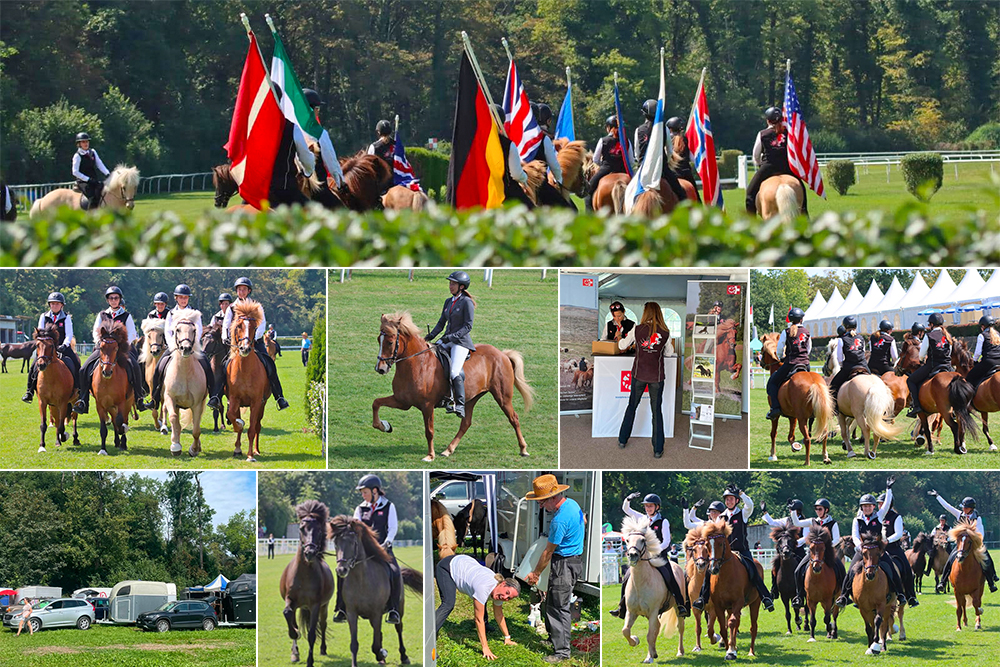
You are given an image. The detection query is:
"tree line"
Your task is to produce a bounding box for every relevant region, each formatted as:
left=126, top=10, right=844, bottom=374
left=2, top=0, right=997, bottom=183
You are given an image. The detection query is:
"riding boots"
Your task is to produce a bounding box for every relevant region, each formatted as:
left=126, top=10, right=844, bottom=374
left=447, top=372, right=466, bottom=418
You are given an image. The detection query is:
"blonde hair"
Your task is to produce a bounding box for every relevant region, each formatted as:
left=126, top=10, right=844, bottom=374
left=789, top=323, right=799, bottom=338
left=988, top=328, right=1000, bottom=346
left=640, top=302, right=669, bottom=337
left=940, top=324, right=953, bottom=345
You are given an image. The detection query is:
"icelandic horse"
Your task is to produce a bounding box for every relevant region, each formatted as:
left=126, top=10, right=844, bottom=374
left=226, top=300, right=270, bottom=462
left=32, top=324, right=80, bottom=452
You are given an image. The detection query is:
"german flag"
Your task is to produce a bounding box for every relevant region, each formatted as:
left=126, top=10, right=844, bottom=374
left=446, top=52, right=505, bottom=209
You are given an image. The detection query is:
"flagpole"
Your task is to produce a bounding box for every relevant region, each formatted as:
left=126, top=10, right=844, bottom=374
left=566, top=66, right=571, bottom=89
left=501, top=37, right=513, bottom=62
left=264, top=12, right=276, bottom=33
left=240, top=13, right=279, bottom=99
left=461, top=31, right=506, bottom=134
left=689, top=67, right=706, bottom=122
left=394, top=114, right=400, bottom=142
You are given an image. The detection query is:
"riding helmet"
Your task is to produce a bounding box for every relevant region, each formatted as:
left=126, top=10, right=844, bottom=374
left=46, top=292, right=66, bottom=304
left=722, top=488, right=738, bottom=500
left=837, top=325, right=846, bottom=336
left=173, top=284, right=192, bottom=297
left=708, top=501, right=726, bottom=514
left=879, top=319, right=893, bottom=332
left=356, top=473, right=383, bottom=491
left=764, top=107, right=782, bottom=123
left=960, top=497, right=976, bottom=509
left=787, top=499, right=804, bottom=513
left=153, top=292, right=169, bottom=304
left=233, top=277, right=253, bottom=293
left=911, top=322, right=926, bottom=335
left=814, top=498, right=831, bottom=511
left=979, top=315, right=994, bottom=328
left=876, top=492, right=892, bottom=508
left=535, top=103, right=553, bottom=126
left=447, top=270, right=471, bottom=289
left=218, top=292, right=233, bottom=303
left=939, top=514, right=948, bottom=521
left=75, top=132, right=91, bottom=143
left=928, top=312, right=944, bottom=326
left=105, top=286, right=123, bottom=299
left=641, top=99, right=657, bottom=121
left=642, top=493, right=661, bottom=506
left=605, top=115, right=618, bottom=129
left=859, top=493, right=878, bottom=506
left=666, top=116, right=684, bottom=133
left=375, top=119, right=393, bottom=137
left=302, top=88, right=324, bottom=108
left=788, top=307, right=805, bottom=323
left=842, top=316, right=857, bottom=330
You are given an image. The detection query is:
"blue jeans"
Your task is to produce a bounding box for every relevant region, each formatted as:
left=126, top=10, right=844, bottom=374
left=619, top=379, right=664, bottom=454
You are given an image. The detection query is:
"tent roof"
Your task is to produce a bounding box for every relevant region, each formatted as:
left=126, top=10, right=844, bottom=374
left=921, top=271, right=959, bottom=307
left=802, top=290, right=827, bottom=321
left=205, top=574, right=229, bottom=591
left=871, top=277, right=907, bottom=313
left=972, top=269, right=1000, bottom=304
left=947, top=269, right=987, bottom=304
left=854, top=281, right=885, bottom=315
left=832, top=283, right=864, bottom=318
left=813, top=288, right=845, bottom=320
left=896, top=272, right=931, bottom=309
left=596, top=272, right=743, bottom=299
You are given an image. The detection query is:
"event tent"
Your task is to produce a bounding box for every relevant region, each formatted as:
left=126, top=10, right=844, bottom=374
left=205, top=574, right=229, bottom=591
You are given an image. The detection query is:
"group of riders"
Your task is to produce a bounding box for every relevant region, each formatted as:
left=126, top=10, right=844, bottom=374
left=22, top=277, right=290, bottom=416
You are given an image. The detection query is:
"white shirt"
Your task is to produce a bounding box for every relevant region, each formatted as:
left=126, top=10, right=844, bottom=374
left=164, top=305, right=203, bottom=350
left=885, top=514, right=905, bottom=545
left=790, top=511, right=841, bottom=544
left=38, top=311, right=74, bottom=344
left=449, top=554, right=502, bottom=606
left=752, top=131, right=764, bottom=168
left=354, top=495, right=398, bottom=545
left=2, top=184, right=13, bottom=214
left=918, top=333, right=931, bottom=359
left=621, top=499, right=669, bottom=546
left=835, top=337, right=845, bottom=363
left=851, top=488, right=893, bottom=548
left=72, top=148, right=110, bottom=182
left=92, top=307, right=137, bottom=345
left=222, top=299, right=267, bottom=343
left=291, top=124, right=316, bottom=177
left=974, top=333, right=986, bottom=361
left=506, top=140, right=528, bottom=184
left=682, top=507, right=702, bottom=529
left=888, top=339, right=899, bottom=362
left=762, top=512, right=809, bottom=547
left=540, top=135, right=562, bottom=185
left=937, top=495, right=985, bottom=538
left=776, top=329, right=812, bottom=359
left=618, top=327, right=674, bottom=354
left=723, top=492, right=753, bottom=523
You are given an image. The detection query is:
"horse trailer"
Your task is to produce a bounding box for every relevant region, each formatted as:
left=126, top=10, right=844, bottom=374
left=108, top=581, right=177, bottom=624
left=15, top=586, right=62, bottom=602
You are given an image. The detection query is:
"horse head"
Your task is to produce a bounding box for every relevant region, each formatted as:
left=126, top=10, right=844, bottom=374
left=230, top=300, right=263, bottom=358
left=910, top=532, right=929, bottom=555
left=33, top=326, right=58, bottom=370
left=621, top=515, right=662, bottom=567
left=201, top=322, right=222, bottom=356
left=107, top=165, right=140, bottom=210
left=295, top=500, right=329, bottom=564
left=98, top=324, right=127, bottom=378
left=760, top=332, right=782, bottom=373
left=213, top=163, right=238, bottom=208
left=808, top=527, right=833, bottom=573
left=376, top=312, right=423, bottom=374
left=329, top=515, right=391, bottom=578
left=949, top=518, right=983, bottom=564
left=824, top=339, right=839, bottom=377
left=141, top=318, right=166, bottom=360
left=171, top=308, right=202, bottom=358
left=770, top=522, right=801, bottom=562
left=860, top=534, right=885, bottom=580
left=952, top=338, right=974, bottom=376
left=700, top=519, right=732, bottom=575
left=897, top=335, right=922, bottom=374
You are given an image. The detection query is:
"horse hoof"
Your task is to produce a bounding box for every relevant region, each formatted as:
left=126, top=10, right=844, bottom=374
left=956, top=446, right=967, bottom=454
left=246, top=456, right=256, bottom=463
left=170, top=443, right=182, bottom=456
left=807, top=638, right=816, bottom=643
left=642, top=658, right=653, bottom=664
left=924, top=450, right=935, bottom=456
left=768, top=455, right=778, bottom=462
left=846, top=451, right=856, bottom=458
left=441, top=450, right=452, bottom=458
left=990, top=444, right=998, bottom=452
left=915, top=435, right=926, bottom=446
left=421, top=455, right=434, bottom=462
left=122, top=424, right=129, bottom=433
left=380, top=419, right=392, bottom=433
left=692, top=647, right=702, bottom=653
left=823, top=457, right=832, bottom=465
left=38, top=446, right=46, bottom=453
left=160, top=426, right=169, bottom=435
left=725, top=650, right=737, bottom=660
left=188, top=448, right=198, bottom=458
left=865, top=648, right=874, bottom=655
left=677, top=651, right=684, bottom=658
left=867, top=451, right=877, bottom=460
left=235, top=418, right=245, bottom=429
left=98, top=449, right=108, bottom=456
left=628, top=635, right=639, bottom=647
left=521, top=450, right=530, bottom=457
left=59, top=432, right=67, bottom=443
left=791, top=441, right=803, bottom=452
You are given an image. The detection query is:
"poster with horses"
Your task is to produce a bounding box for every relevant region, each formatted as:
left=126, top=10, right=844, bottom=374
left=682, top=280, right=747, bottom=418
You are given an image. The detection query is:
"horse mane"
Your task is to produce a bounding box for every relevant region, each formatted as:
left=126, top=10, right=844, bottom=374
left=700, top=518, right=732, bottom=540
left=909, top=532, right=928, bottom=553
left=953, top=337, right=973, bottom=369
left=170, top=308, right=204, bottom=353
left=107, top=164, right=140, bottom=193
left=553, top=139, right=586, bottom=179
left=522, top=161, right=545, bottom=204
left=808, top=527, right=838, bottom=568
left=141, top=317, right=166, bottom=336
left=328, top=515, right=393, bottom=564
left=933, top=530, right=949, bottom=548
left=621, top=515, right=665, bottom=566
left=339, top=153, right=382, bottom=209
left=949, top=519, right=986, bottom=564
left=860, top=533, right=886, bottom=553
left=296, top=499, right=329, bottom=524
left=684, top=526, right=702, bottom=549
left=99, top=321, right=131, bottom=365
left=769, top=522, right=800, bottom=543
left=229, top=300, right=264, bottom=350
left=431, top=499, right=458, bottom=554
left=760, top=332, right=779, bottom=361
left=34, top=323, right=62, bottom=347
left=213, top=163, right=233, bottom=187
left=381, top=311, right=422, bottom=339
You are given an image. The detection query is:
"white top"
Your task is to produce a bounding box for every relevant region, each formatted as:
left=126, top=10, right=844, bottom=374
left=918, top=333, right=931, bottom=359
left=885, top=514, right=905, bottom=545
left=92, top=308, right=137, bottom=345
left=72, top=148, right=110, bottom=182
left=291, top=123, right=316, bottom=177
left=38, top=311, right=74, bottom=343
left=618, top=327, right=674, bottom=354
left=937, top=495, right=985, bottom=537
left=164, top=306, right=203, bottom=350
left=507, top=140, right=527, bottom=184
left=354, top=495, right=398, bottom=545
left=722, top=491, right=753, bottom=523
left=682, top=507, right=702, bottom=529
left=752, top=131, right=764, bottom=168
left=762, top=512, right=809, bottom=547
left=776, top=329, right=812, bottom=359
left=540, top=135, right=563, bottom=185
left=790, top=511, right=841, bottom=543
left=835, top=337, right=844, bottom=363
left=3, top=184, right=14, bottom=213
left=851, top=488, right=893, bottom=548
left=222, top=299, right=267, bottom=343
left=622, top=499, right=669, bottom=545
left=888, top=339, right=899, bottom=361
left=448, top=554, right=501, bottom=606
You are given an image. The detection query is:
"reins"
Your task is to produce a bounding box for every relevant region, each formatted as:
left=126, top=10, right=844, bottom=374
left=377, top=328, right=436, bottom=367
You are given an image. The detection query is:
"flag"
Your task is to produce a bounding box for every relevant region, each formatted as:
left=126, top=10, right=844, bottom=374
left=686, top=72, right=724, bottom=209
left=624, top=50, right=666, bottom=213
left=768, top=304, right=774, bottom=326
left=392, top=133, right=423, bottom=192
left=752, top=303, right=758, bottom=342
left=613, top=79, right=634, bottom=177
left=783, top=70, right=826, bottom=198
left=554, top=77, right=574, bottom=141
left=224, top=30, right=284, bottom=209
left=269, top=25, right=341, bottom=185
left=501, top=59, right=543, bottom=161
left=446, top=52, right=506, bottom=210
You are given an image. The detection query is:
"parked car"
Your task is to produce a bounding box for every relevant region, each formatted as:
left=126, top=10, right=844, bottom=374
left=431, top=476, right=487, bottom=516
left=86, top=597, right=110, bottom=621
left=3, top=598, right=94, bottom=632
left=136, top=600, right=218, bottom=632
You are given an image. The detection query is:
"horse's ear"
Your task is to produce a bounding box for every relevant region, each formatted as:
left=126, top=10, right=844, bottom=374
left=326, top=521, right=333, bottom=540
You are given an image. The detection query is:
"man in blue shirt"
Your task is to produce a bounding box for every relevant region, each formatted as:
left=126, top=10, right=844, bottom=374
left=525, top=474, right=585, bottom=663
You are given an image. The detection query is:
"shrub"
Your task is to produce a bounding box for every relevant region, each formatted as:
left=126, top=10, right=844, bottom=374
left=965, top=123, right=1000, bottom=149
left=405, top=146, right=448, bottom=194
left=901, top=152, right=943, bottom=201
left=718, top=149, right=743, bottom=179
left=303, top=316, right=325, bottom=438
left=11, top=100, right=103, bottom=182
left=810, top=130, right=849, bottom=154
left=825, top=160, right=856, bottom=196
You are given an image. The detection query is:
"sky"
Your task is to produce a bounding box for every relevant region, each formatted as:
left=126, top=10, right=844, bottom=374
left=127, top=470, right=256, bottom=527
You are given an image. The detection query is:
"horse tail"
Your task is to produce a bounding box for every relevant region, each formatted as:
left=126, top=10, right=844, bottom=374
left=29, top=198, right=41, bottom=219
left=633, top=189, right=663, bottom=217
left=657, top=607, right=680, bottom=638
left=503, top=349, right=534, bottom=412
left=864, top=382, right=905, bottom=441
left=401, top=568, right=423, bottom=596
left=776, top=183, right=799, bottom=221
left=180, top=408, right=194, bottom=429
left=948, top=376, right=979, bottom=441
left=808, top=381, right=834, bottom=441
left=411, top=190, right=427, bottom=211
left=611, top=180, right=627, bottom=213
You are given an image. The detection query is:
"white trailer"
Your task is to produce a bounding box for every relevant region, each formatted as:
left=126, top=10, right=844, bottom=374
left=15, top=586, right=62, bottom=602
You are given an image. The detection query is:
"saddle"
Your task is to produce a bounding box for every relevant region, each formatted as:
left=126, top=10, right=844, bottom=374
left=433, top=343, right=475, bottom=408
left=847, top=366, right=870, bottom=380
left=79, top=193, right=93, bottom=210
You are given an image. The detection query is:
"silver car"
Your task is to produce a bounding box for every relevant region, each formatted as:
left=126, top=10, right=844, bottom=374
left=3, top=598, right=95, bottom=632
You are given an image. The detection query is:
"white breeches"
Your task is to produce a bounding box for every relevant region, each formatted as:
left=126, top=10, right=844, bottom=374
left=450, top=345, right=470, bottom=379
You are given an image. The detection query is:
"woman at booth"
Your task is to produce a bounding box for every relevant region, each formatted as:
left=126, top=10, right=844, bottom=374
left=605, top=301, right=635, bottom=342
left=617, top=302, right=672, bottom=458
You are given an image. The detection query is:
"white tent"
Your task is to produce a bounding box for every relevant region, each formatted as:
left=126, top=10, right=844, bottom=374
left=901, top=271, right=956, bottom=327
left=205, top=574, right=229, bottom=591
left=945, top=269, right=988, bottom=323
left=972, top=269, right=1000, bottom=306
left=810, top=287, right=845, bottom=337
left=802, top=290, right=827, bottom=321
left=853, top=281, right=886, bottom=334
left=831, top=283, right=865, bottom=321
left=895, top=272, right=931, bottom=311
left=872, top=277, right=906, bottom=313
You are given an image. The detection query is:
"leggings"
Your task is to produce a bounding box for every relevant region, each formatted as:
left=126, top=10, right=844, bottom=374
left=829, top=364, right=869, bottom=407
left=906, top=362, right=950, bottom=412
left=449, top=345, right=470, bottom=379
left=885, top=544, right=917, bottom=599
left=766, top=363, right=808, bottom=411
left=966, top=360, right=1000, bottom=392
left=435, top=555, right=460, bottom=634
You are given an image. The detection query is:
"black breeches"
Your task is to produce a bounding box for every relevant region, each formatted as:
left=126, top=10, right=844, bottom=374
left=907, top=363, right=945, bottom=411
left=536, top=180, right=576, bottom=209
left=886, top=545, right=916, bottom=598
left=766, top=363, right=803, bottom=409
left=869, top=360, right=894, bottom=376
left=842, top=551, right=903, bottom=597
left=660, top=167, right=687, bottom=201
left=254, top=339, right=284, bottom=398
left=301, top=349, right=310, bottom=367
left=966, top=361, right=999, bottom=391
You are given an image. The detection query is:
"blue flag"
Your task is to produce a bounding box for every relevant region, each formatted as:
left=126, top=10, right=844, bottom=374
left=554, top=78, right=574, bottom=142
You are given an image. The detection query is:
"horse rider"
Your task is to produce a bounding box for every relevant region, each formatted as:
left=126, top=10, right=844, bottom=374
left=211, top=293, right=232, bottom=328
left=928, top=490, right=998, bottom=593
left=901, top=530, right=911, bottom=551
left=148, top=293, right=170, bottom=320
left=906, top=313, right=953, bottom=417
left=868, top=319, right=898, bottom=376
left=585, top=115, right=632, bottom=211
left=760, top=499, right=809, bottom=599
left=490, top=104, right=535, bottom=209
left=610, top=491, right=690, bottom=619
left=333, top=474, right=404, bottom=624
left=910, top=321, right=926, bottom=342
left=764, top=307, right=811, bottom=420
left=269, top=111, right=317, bottom=208
left=147, top=284, right=221, bottom=413
left=683, top=497, right=726, bottom=529
left=931, top=513, right=950, bottom=543
left=965, top=315, right=1000, bottom=393
left=878, top=491, right=920, bottom=607
left=631, top=100, right=687, bottom=202
left=527, top=102, right=572, bottom=209
left=72, top=131, right=110, bottom=211
left=267, top=324, right=281, bottom=356
left=424, top=270, right=476, bottom=418
left=746, top=107, right=808, bottom=217
left=368, top=120, right=396, bottom=172
left=73, top=286, right=149, bottom=414
left=666, top=116, right=696, bottom=184
left=222, top=277, right=290, bottom=410
left=533, top=102, right=555, bottom=139
left=828, top=316, right=870, bottom=413
left=836, top=477, right=907, bottom=608
left=301, top=88, right=345, bottom=207
left=22, top=292, right=83, bottom=404
left=789, top=498, right=846, bottom=611
left=692, top=485, right=775, bottom=612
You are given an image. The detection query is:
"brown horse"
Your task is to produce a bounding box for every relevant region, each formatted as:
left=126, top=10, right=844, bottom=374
left=1, top=341, right=34, bottom=373
left=266, top=333, right=278, bottom=360
left=695, top=519, right=761, bottom=660
left=631, top=179, right=681, bottom=217
left=454, top=499, right=487, bottom=561
left=756, top=174, right=804, bottom=220
left=930, top=530, right=951, bottom=593
left=949, top=519, right=987, bottom=631
left=549, top=139, right=589, bottom=201
left=226, top=300, right=270, bottom=462
left=212, top=163, right=239, bottom=208
left=372, top=312, right=534, bottom=462
left=971, top=368, right=1000, bottom=452
left=383, top=185, right=429, bottom=211
left=834, top=536, right=856, bottom=564
left=430, top=499, right=457, bottom=558
left=328, top=515, right=422, bottom=667
left=905, top=532, right=933, bottom=593
left=591, top=172, right=631, bottom=212
left=201, top=322, right=228, bottom=432
left=853, top=534, right=896, bottom=655
left=92, top=322, right=134, bottom=455
left=804, top=528, right=840, bottom=642
left=915, top=369, right=977, bottom=455
left=685, top=528, right=720, bottom=652
left=761, top=332, right=834, bottom=465
left=340, top=152, right=392, bottom=211
left=281, top=500, right=335, bottom=667
left=769, top=523, right=802, bottom=634
left=33, top=325, right=80, bottom=452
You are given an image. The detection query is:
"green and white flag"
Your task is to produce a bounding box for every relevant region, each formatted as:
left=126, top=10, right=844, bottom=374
left=269, top=24, right=343, bottom=185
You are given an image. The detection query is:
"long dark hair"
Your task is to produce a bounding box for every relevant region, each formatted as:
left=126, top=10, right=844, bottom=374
left=457, top=285, right=477, bottom=308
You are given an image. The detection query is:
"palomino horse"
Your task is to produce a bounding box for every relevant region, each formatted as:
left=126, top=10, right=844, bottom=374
left=695, top=519, right=761, bottom=660
left=756, top=174, right=804, bottom=221
left=33, top=325, right=80, bottom=452
left=281, top=500, right=334, bottom=667
left=383, top=185, right=429, bottom=211
left=761, top=332, right=834, bottom=465
left=930, top=531, right=951, bottom=593
left=92, top=322, right=134, bottom=455
left=227, top=300, right=270, bottom=462
left=163, top=309, right=208, bottom=458
left=139, top=318, right=168, bottom=434
left=949, top=519, right=987, bottom=631
left=29, top=165, right=140, bottom=217
left=804, top=528, right=840, bottom=642
left=769, top=522, right=802, bottom=634
left=1, top=341, right=34, bottom=373
left=970, top=367, right=1000, bottom=452
left=373, top=312, right=534, bottom=462
left=430, top=499, right=458, bottom=558
left=620, top=515, right=687, bottom=662
left=328, top=515, right=423, bottom=667
left=826, top=344, right=904, bottom=459
left=853, top=535, right=897, bottom=655
left=685, top=528, right=720, bottom=652
left=201, top=322, right=228, bottom=432
left=914, top=365, right=977, bottom=455
left=905, top=532, right=934, bottom=593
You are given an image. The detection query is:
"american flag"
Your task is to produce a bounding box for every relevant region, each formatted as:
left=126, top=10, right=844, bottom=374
left=685, top=73, right=724, bottom=209
left=783, top=71, right=825, bottom=198
left=392, top=133, right=423, bottom=192
left=502, top=59, right=543, bottom=162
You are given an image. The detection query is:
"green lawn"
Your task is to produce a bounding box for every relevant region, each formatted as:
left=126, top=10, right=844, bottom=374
left=0, top=622, right=255, bottom=667
left=748, top=387, right=1000, bottom=469
left=259, top=546, right=423, bottom=667
left=0, top=353, right=324, bottom=469
left=602, top=557, right=999, bottom=666
left=327, top=269, right=558, bottom=469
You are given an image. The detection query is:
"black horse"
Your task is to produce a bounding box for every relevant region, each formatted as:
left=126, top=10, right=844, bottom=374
left=770, top=522, right=803, bottom=633
left=2, top=341, right=34, bottom=373
left=200, top=322, right=228, bottom=432
left=454, top=499, right=488, bottom=561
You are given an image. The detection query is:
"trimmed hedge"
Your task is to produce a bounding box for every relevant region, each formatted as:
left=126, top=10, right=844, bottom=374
left=825, top=160, right=856, bottom=196
left=405, top=146, right=449, bottom=194
left=719, top=149, right=743, bottom=179
left=965, top=123, right=1000, bottom=149
left=901, top=152, right=944, bottom=201
left=303, top=315, right=325, bottom=429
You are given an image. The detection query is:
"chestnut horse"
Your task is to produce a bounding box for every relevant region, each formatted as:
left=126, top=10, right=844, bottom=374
left=92, top=322, right=134, bottom=455
left=430, top=499, right=457, bottom=558
left=804, top=528, right=840, bottom=642
left=971, top=368, right=1000, bottom=452
left=915, top=369, right=977, bottom=455
left=761, top=332, right=834, bottom=465
left=340, top=152, right=392, bottom=211
left=853, top=534, right=896, bottom=655
left=227, top=300, right=270, bottom=462
left=591, top=172, right=630, bottom=212
left=949, top=519, right=987, bottom=631
left=695, top=519, right=761, bottom=660
left=373, top=312, right=534, bottom=462
left=139, top=318, right=168, bottom=434
left=201, top=322, right=228, bottom=432
left=769, top=523, right=802, bottom=634
left=685, top=528, right=720, bottom=652
left=756, top=174, right=804, bottom=221
left=549, top=139, right=589, bottom=202
left=33, top=325, right=80, bottom=452
left=280, top=500, right=334, bottom=667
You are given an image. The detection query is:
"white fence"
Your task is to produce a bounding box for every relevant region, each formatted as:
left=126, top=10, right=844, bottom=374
left=7, top=171, right=214, bottom=208
left=258, top=538, right=422, bottom=557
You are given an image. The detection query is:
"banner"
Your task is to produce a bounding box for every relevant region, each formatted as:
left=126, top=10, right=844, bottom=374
left=682, top=280, right=746, bottom=418
left=559, top=273, right=600, bottom=413
left=591, top=355, right=677, bottom=438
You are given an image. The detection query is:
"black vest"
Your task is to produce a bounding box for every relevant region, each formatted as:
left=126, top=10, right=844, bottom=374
left=372, top=139, right=394, bottom=170
left=358, top=500, right=393, bottom=544
left=498, top=135, right=520, bottom=193
left=841, top=332, right=867, bottom=367
left=632, top=323, right=668, bottom=383
left=649, top=516, right=665, bottom=545
left=98, top=309, right=130, bottom=332
left=727, top=510, right=750, bottom=554
left=882, top=510, right=902, bottom=549
left=636, top=121, right=652, bottom=163
left=784, top=326, right=810, bottom=367
left=599, top=135, right=626, bottom=172
left=981, top=334, right=1000, bottom=364
left=77, top=150, right=100, bottom=181
left=856, top=512, right=883, bottom=539
left=812, top=516, right=839, bottom=539
left=42, top=312, right=69, bottom=347
left=270, top=120, right=299, bottom=192
left=870, top=332, right=894, bottom=368
left=147, top=308, right=168, bottom=320
left=758, top=127, right=790, bottom=171
left=927, top=329, right=952, bottom=367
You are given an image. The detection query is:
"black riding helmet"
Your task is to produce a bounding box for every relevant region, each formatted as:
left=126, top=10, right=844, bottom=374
left=911, top=322, right=926, bottom=335
left=105, top=286, right=123, bottom=299
left=218, top=292, right=233, bottom=303
left=979, top=315, right=994, bottom=328
left=764, top=106, right=782, bottom=123
left=842, top=315, right=857, bottom=330
left=788, top=307, right=805, bottom=323
left=173, top=284, right=192, bottom=297
left=153, top=292, right=169, bottom=304
left=708, top=501, right=726, bottom=514
left=643, top=493, right=661, bottom=506
left=722, top=488, right=738, bottom=500
left=961, top=497, right=976, bottom=509
left=815, top=498, right=831, bottom=511
left=928, top=312, right=944, bottom=326
left=535, top=102, right=552, bottom=126
left=837, top=325, right=846, bottom=336
left=376, top=120, right=392, bottom=137
left=446, top=270, right=471, bottom=289
left=859, top=493, right=878, bottom=506
left=233, top=276, right=253, bottom=293
left=605, top=115, right=618, bottom=130
left=302, top=88, right=323, bottom=108
left=47, top=292, right=66, bottom=305
left=939, top=514, right=948, bottom=521
left=75, top=132, right=91, bottom=143
left=879, top=319, right=893, bottom=332
left=666, top=116, right=684, bottom=133
left=356, top=473, right=383, bottom=491
left=641, top=99, right=657, bottom=121
left=787, top=499, right=804, bottom=513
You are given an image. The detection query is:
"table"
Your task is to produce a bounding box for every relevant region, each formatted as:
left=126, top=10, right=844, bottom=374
left=591, top=355, right=677, bottom=438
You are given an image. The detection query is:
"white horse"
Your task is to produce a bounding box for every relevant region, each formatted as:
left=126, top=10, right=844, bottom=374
left=620, top=515, right=687, bottom=662
left=138, top=318, right=168, bottom=434
left=164, top=308, right=208, bottom=457
left=29, top=165, right=140, bottom=218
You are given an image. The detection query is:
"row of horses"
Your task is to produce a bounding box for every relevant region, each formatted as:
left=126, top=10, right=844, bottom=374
left=30, top=301, right=272, bottom=461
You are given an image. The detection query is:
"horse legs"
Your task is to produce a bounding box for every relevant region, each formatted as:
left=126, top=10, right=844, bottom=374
left=283, top=599, right=300, bottom=661
left=972, top=586, right=984, bottom=630
left=168, top=398, right=183, bottom=456
left=692, top=609, right=703, bottom=651
left=117, top=407, right=128, bottom=451
left=395, top=614, right=409, bottom=665
left=748, top=601, right=759, bottom=658
left=38, top=398, right=49, bottom=453
left=726, top=606, right=742, bottom=659
left=441, top=394, right=483, bottom=458
left=956, top=591, right=966, bottom=630
left=248, top=400, right=264, bottom=460
left=372, top=394, right=407, bottom=434
left=798, top=416, right=813, bottom=466
left=831, top=600, right=840, bottom=639
left=983, top=412, right=998, bottom=451
left=189, top=404, right=204, bottom=457
left=644, top=610, right=661, bottom=663
left=228, top=399, right=244, bottom=458
left=622, top=608, right=640, bottom=647
left=370, top=616, right=387, bottom=665
left=768, top=414, right=779, bottom=461
left=97, top=406, right=110, bottom=455
left=838, top=412, right=855, bottom=457
left=347, top=611, right=360, bottom=667
left=897, top=601, right=906, bottom=640
left=419, top=405, right=436, bottom=462
left=807, top=600, right=818, bottom=641
left=493, top=387, right=530, bottom=457
left=305, top=604, right=320, bottom=667
left=945, top=411, right=966, bottom=455
left=71, top=410, right=80, bottom=447
left=920, top=413, right=934, bottom=454
left=783, top=596, right=792, bottom=634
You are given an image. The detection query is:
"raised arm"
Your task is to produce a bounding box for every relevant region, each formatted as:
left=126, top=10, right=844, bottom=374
left=621, top=493, right=643, bottom=521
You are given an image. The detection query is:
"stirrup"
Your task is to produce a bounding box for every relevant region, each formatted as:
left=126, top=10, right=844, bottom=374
left=333, top=610, right=347, bottom=623
left=21, top=391, right=33, bottom=403
left=691, top=597, right=705, bottom=610
left=386, top=610, right=401, bottom=624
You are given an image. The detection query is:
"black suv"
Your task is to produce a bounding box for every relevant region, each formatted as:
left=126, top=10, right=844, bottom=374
left=136, top=600, right=218, bottom=632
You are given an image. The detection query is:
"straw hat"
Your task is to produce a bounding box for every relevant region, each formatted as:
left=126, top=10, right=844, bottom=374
left=526, top=474, right=569, bottom=501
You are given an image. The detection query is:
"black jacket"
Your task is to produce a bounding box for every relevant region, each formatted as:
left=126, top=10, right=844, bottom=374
left=606, top=318, right=635, bottom=341
left=427, top=293, right=475, bottom=351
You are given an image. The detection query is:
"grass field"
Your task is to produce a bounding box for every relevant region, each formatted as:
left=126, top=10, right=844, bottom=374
left=747, top=387, right=1000, bottom=470
left=602, top=554, right=999, bottom=666
left=259, top=546, right=423, bottom=667
left=327, top=270, right=558, bottom=469
left=0, top=622, right=255, bottom=667
left=0, top=353, right=324, bottom=469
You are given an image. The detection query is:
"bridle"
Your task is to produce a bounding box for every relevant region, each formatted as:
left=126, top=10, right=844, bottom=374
left=624, top=531, right=654, bottom=563
left=99, top=336, right=119, bottom=373
left=705, top=533, right=730, bottom=572
left=956, top=533, right=968, bottom=562
left=34, top=335, right=56, bottom=366
left=173, top=322, right=196, bottom=352
left=376, top=327, right=435, bottom=369
left=861, top=542, right=881, bottom=577
left=233, top=316, right=254, bottom=349
left=809, top=540, right=827, bottom=570
left=335, top=528, right=377, bottom=572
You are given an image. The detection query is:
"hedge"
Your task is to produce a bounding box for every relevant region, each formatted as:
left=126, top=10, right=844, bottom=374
left=719, top=149, right=743, bottom=179
left=405, top=146, right=449, bottom=194
left=303, top=315, right=326, bottom=430
left=964, top=123, right=1000, bottom=149
left=901, top=152, right=944, bottom=201
left=825, top=160, right=856, bottom=196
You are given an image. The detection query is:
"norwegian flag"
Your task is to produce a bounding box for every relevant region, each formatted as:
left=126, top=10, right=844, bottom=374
left=685, top=73, right=724, bottom=209
left=783, top=70, right=826, bottom=198
left=501, top=59, right=543, bottom=162
left=392, top=133, right=423, bottom=192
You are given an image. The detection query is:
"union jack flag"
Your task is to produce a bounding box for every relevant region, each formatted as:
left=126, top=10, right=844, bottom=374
left=783, top=71, right=825, bottom=198
left=502, top=59, right=543, bottom=162
left=392, top=133, right=423, bottom=192
left=685, top=74, right=724, bottom=209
